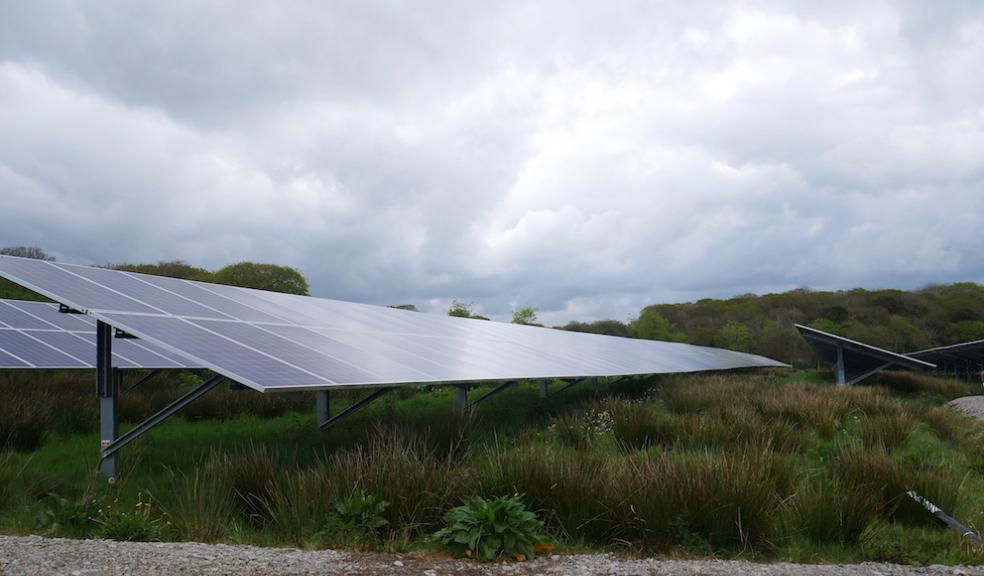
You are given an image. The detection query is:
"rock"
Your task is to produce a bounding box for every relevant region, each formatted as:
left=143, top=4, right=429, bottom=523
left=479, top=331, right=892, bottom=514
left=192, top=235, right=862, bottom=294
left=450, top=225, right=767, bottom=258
left=392, top=560, right=403, bottom=567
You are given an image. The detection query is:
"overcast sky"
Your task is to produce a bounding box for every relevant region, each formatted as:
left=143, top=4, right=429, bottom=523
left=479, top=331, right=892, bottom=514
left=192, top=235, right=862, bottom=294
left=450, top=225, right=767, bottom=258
left=1, top=1, right=983, bottom=325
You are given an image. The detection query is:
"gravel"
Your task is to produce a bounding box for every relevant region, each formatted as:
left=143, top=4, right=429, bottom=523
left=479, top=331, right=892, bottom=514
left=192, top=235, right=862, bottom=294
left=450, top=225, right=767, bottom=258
left=949, top=396, right=984, bottom=421
left=1, top=535, right=982, bottom=576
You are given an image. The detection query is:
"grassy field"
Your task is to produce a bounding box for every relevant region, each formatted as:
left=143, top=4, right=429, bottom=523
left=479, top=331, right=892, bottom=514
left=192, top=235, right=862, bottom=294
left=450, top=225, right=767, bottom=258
left=1, top=369, right=983, bottom=564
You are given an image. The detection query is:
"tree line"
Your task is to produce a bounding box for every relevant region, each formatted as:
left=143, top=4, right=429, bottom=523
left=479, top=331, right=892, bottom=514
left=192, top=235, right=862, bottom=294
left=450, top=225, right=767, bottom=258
left=558, top=284, right=984, bottom=367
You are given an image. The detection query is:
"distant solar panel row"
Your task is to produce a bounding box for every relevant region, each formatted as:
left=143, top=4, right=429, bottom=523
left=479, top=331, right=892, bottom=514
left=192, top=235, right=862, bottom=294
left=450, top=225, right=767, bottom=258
left=0, top=299, right=199, bottom=370
left=0, top=256, right=787, bottom=392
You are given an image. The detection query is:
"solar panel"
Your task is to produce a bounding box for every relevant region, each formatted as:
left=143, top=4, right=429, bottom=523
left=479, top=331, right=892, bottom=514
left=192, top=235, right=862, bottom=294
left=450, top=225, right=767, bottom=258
left=0, top=298, right=201, bottom=370
left=796, top=324, right=934, bottom=385
left=0, top=255, right=787, bottom=391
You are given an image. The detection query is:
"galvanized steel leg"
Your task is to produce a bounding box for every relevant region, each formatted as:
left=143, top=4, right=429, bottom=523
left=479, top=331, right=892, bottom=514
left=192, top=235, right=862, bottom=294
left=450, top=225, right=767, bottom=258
left=456, top=385, right=469, bottom=412
left=835, top=344, right=847, bottom=386
left=316, top=390, right=330, bottom=428
left=538, top=379, right=548, bottom=398
left=97, top=321, right=118, bottom=482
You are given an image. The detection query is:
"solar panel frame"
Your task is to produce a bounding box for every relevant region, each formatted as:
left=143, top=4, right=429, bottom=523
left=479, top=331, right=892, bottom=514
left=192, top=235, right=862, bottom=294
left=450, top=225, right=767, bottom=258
left=0, top=255, right=788, bottom=392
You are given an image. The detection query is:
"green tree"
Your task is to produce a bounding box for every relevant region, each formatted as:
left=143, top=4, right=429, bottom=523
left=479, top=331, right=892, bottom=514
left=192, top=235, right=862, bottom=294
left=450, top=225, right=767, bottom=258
left=511, top=305, right=539, bottom=326
left=630, top=308, right=685, bottom=342
left=212, top=262, right=310, bottom=295
left=0, top=246, right=54, bottom=261
left=716, top=321, right=753, bottom=352
left=448, top=299, right=475, bottom=318
left=111, top=260, right=212, bottom=281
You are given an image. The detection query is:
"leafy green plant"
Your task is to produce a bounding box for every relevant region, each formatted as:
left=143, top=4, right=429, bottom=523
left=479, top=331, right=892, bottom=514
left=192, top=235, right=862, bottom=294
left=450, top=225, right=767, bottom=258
left=335, top=490, right=390, bottom=533
left=33, top=493, right=102, bottom=538
left=314, top=491, right=391, bottom=548
left=432, top=494, right=551, bottom=562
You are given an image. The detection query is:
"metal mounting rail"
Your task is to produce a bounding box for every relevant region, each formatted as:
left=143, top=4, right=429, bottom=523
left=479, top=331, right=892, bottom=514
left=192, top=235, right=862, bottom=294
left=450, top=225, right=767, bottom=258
left=100, top=374, right=226, bottom=460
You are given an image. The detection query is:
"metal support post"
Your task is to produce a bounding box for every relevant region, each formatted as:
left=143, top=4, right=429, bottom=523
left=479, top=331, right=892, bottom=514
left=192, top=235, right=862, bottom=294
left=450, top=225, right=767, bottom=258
left=97, top=321, right=118, bottom=481
left=465, top=380, right=516, bottom=411
left=835, top=344, right=847, bottom=386
left=319, top=387, right=392, bottom=431
left=455, top=385, right=469, bottom=412
left=101, top=374, right=226, bottom=460
left=316, top=390, right=330, bottom=427
left=538, top=379, right=548, bottom=398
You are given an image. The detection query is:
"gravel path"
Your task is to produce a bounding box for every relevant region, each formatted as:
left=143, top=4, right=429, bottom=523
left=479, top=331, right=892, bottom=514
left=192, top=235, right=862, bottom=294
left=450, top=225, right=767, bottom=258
left=1, top=535, right=982, bottom=576
left=950, top=396, right=984, bottom=421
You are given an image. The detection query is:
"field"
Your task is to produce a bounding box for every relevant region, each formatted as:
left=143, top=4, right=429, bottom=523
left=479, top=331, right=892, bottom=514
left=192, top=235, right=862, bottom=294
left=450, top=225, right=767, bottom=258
left=1, top=369, right=983, bottom=565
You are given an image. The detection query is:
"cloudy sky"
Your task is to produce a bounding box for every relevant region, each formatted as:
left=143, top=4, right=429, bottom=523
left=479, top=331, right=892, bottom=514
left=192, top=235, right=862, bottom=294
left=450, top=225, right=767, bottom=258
left=1, top=1, right=983, bottom=325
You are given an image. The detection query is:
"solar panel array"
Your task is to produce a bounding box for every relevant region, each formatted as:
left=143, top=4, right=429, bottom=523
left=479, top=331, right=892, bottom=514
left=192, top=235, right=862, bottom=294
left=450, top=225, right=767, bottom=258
left=795, top=324, right=934, bottom=379
left=0, top=255, right=787, bottom=392
left=0, top=299, right=202, bottom=370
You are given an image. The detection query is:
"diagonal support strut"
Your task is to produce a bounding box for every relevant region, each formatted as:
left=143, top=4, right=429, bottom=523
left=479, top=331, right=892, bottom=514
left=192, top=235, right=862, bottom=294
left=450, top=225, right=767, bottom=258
left=319, top=387, right=393, bottom=431
left=465, top=380, right=517, bottom=411
left=100, top=374, right=226, bottom=460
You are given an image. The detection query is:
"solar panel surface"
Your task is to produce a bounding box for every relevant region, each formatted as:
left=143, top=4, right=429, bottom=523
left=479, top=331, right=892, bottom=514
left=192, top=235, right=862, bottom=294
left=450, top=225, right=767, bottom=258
left=0, top=299, right=199, bottom=370
left=0, top=256, right=787, bottom=391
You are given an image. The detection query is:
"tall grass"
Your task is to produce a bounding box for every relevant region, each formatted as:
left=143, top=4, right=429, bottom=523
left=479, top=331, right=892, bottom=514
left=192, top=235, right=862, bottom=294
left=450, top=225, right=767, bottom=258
left=2, top=371, right=981, bottom=563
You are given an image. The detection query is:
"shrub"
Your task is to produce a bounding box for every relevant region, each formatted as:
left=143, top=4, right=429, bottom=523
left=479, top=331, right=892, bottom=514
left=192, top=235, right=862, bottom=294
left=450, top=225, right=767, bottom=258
left=162, top=465, right=238, bottom=542
left=624, top=449, right=793, bottom=552
left=858, top=412, right=917, bottom=451
left=432, top=495, right=551, bottom=562
left=611, top=401, right=679, bottom=451
left=782, top=479, right=880, bottom=545
left=94, top=492, right=175, bottom=541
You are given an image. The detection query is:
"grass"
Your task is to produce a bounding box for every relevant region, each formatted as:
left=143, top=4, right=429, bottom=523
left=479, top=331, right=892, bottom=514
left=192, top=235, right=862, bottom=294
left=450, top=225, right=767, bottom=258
left=0, top=369, right=982, bottom=564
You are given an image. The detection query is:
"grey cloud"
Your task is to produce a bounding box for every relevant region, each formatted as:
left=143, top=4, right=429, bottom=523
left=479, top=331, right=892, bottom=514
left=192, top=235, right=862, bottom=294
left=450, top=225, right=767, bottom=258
left=1, top=1, right=983, bottom=325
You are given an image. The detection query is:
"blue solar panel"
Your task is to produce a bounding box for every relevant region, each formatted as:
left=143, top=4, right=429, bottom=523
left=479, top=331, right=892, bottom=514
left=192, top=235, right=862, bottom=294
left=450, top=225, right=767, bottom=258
left=0, top=300, right=59, bottom=330
left=7, top=301, right=94, bottom=330
left=0, top=347, right=30, bottom=368
left=101, top=313, right=331, bottom=388
left=0, top=299, right=204, bottom=370
left=0, top=330, right=88, bottom=368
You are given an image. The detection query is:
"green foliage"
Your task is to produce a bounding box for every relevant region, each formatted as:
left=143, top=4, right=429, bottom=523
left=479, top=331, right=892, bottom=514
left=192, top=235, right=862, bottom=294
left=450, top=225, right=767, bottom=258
left=336, top=491, right=389, bottom=532
left=94, top=492, right=175, bottom=541
left=432, top=495, right=550, bottom=562
left=34, top=493, right=102, bottom=538
left=112, top=260, right=212, bottom=281
left=448, top=299, right=476, bottom=318
left=212, top=262, right=310, bottom=295
left=560, top=319, right=630, bottom=337
left=715, top=321, right=753, bottom=352
left=511, top=305, right=539, bottom=326
left=632, top=282, right=984, bottom=367
left=630, top=309, right=686, bottom=342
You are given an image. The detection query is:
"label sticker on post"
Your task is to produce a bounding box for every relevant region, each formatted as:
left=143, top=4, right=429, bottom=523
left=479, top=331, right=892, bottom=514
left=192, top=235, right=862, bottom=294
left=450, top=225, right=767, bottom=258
left=100, top=440, right=111, bottom=447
